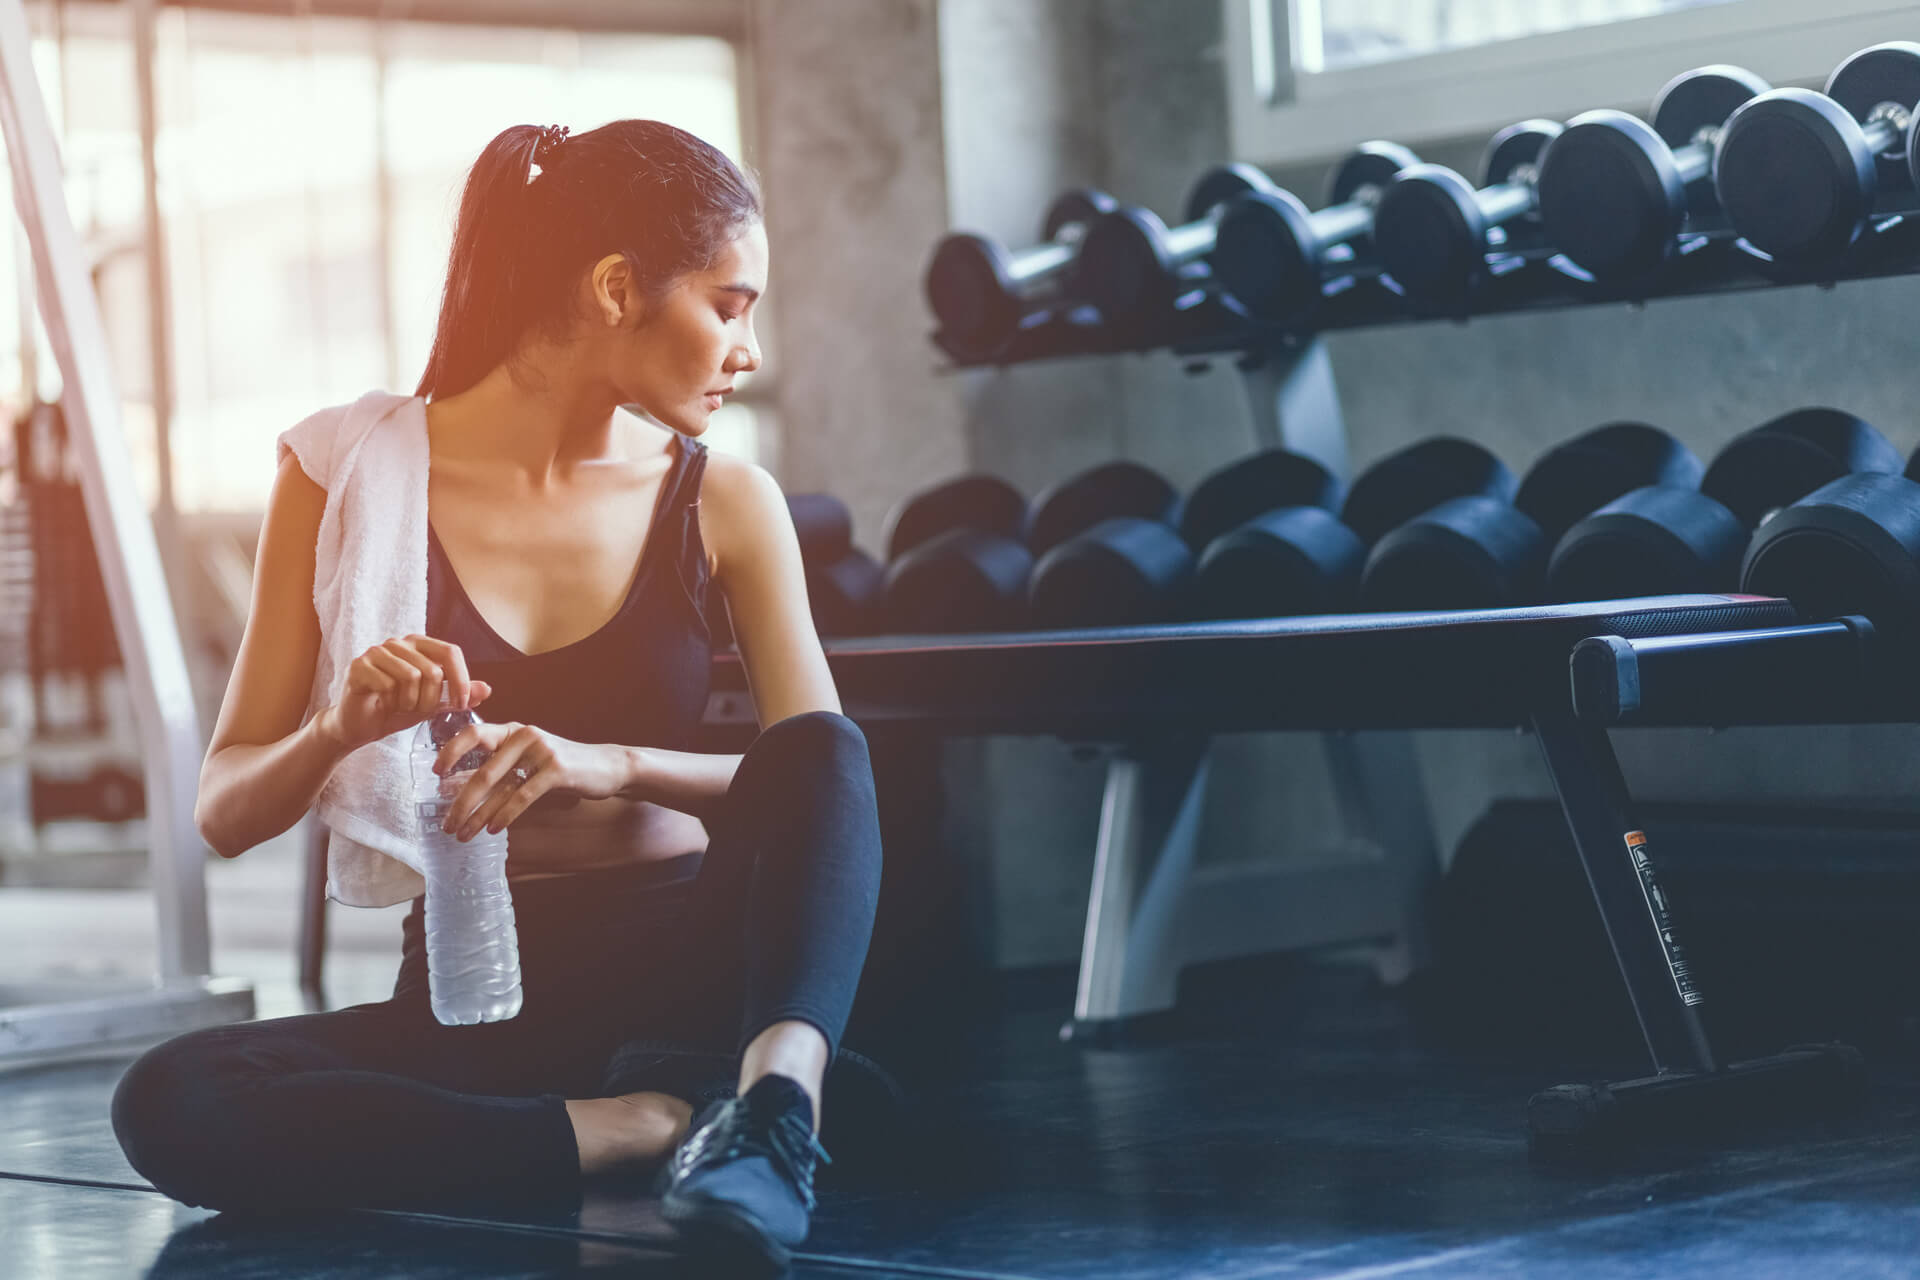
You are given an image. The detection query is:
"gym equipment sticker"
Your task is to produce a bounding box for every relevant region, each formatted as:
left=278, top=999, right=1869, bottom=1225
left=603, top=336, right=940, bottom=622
left=1625, top=831, right=1703, bottom=1007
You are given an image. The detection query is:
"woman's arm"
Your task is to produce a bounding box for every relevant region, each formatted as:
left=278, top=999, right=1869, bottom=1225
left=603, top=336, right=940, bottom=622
left=195, top=451, right=354, bottom=857
left=702, top=452, right=843, bottom=727
left=616, top=746, right=742, bottom=825
left=616, top=454, right=839, bottom=821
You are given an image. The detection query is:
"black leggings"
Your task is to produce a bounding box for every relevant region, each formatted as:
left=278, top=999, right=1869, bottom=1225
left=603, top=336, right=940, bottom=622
left=111, top=710, right=882, bottom=1215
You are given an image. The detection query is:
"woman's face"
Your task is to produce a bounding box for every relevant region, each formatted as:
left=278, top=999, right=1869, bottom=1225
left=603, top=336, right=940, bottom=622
left=613, top=222, right=767, bottom=435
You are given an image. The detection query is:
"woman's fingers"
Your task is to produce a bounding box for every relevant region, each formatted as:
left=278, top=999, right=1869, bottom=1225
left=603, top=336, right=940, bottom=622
left=345, top=653, right=396, bottom=700
left=333, top=638, right=492, bottom=751
left=383, top=640, right=446, bottom=715
left=479, top=772, right=543, bottom=835
left=361, top=647, right=420, bottom=713
left=408, top=636, right=477, bottom=710
left=435, top=730, right=470, bottom=776
left=452, top=780, right=515, bottom=839
left=444, top=727, right=541, bottom=837
left=435, top=721, right=503, bottom=776
left=446, top=749, right=518, bottom=835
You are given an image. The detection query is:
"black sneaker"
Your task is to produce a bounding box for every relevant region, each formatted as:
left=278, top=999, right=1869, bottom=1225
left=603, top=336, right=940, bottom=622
left=660, top=1074, right=829, bottom=1270
left=599, top=1039, right=907, bottom=1176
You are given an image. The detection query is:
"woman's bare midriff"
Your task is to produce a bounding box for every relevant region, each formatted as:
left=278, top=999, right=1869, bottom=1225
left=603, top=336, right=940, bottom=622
left=504, top=794, right=708, bottom=881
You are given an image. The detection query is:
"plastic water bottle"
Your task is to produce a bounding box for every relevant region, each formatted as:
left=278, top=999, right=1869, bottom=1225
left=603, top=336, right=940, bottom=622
left=410, top=689, right=523, bottom=1025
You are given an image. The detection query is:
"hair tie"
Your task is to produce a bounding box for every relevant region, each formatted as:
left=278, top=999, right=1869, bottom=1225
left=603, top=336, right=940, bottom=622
left=532, top=124, right=570, bottom=172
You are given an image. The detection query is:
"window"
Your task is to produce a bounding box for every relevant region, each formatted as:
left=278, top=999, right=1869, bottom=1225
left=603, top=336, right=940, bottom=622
left=1229, top=0, right=1920, bottom=169
left=7, top=3, right=758, bottom=515
left=1298, top=0, right=1746, bottom=74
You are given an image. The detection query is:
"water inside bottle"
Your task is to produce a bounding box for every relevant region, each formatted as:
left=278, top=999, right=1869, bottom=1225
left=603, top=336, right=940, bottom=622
left=413, top=686, right=523, bottom=1024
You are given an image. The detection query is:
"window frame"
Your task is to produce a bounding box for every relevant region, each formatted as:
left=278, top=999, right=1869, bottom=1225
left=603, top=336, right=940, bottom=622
left=1226, top=0, right=1920, bottom=169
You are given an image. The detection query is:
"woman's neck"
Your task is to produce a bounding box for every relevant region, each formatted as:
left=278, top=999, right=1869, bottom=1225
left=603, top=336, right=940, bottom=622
left=425, top=363, right=640, bottom=488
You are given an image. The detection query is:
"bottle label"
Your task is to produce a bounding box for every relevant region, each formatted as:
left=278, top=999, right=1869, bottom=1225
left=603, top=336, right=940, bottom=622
left=416, top=770, right=463, bottom=833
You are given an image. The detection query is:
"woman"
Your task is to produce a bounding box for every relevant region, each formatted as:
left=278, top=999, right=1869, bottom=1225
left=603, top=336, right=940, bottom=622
left=110, top=120, right=883, bottom=1270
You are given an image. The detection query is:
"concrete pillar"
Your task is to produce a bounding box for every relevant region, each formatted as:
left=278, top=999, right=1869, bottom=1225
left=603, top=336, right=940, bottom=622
left=746, top=0, right=968, bottom=548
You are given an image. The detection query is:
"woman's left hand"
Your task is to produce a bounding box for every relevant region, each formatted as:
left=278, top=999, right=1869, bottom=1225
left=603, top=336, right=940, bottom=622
left=434, top=721, right=629, bottom=841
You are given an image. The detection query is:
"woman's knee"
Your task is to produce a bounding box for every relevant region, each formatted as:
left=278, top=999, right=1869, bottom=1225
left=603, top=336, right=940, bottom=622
left=761, top=709, right=865, bottom=751
left=111, top=1030, right=248, bottom=1205
left=726, top=711, right=879, bottom=834
left=746, top=711, right=872, bottom=781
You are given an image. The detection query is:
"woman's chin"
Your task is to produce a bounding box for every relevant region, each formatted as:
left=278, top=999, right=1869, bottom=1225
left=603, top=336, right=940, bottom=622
left=648, top=409, right=703, bottom=435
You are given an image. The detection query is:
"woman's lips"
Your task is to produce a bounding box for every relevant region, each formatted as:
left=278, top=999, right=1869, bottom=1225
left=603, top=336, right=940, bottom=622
left=705, top=393, right=724, bottom=410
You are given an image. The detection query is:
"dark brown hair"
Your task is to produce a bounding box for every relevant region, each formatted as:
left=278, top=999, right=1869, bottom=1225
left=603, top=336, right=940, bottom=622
left=415, top=120, right=762, bottom=400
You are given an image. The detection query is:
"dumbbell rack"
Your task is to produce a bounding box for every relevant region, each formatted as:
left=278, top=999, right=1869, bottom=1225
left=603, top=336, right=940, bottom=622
left=934, top=192, right=1920, bottom=372
left=919, top=170, right=1920, bottom=1142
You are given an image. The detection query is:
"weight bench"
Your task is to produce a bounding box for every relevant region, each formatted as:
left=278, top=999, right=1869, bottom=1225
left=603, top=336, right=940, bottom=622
left=692, top=591, right=1860, bottom=1157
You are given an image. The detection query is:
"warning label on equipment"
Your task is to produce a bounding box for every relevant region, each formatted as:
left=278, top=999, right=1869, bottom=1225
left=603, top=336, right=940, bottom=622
left=1624, top=831, right=1703, bottom=1007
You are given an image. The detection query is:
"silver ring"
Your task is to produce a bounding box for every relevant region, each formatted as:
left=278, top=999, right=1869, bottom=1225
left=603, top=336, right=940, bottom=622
left=509, top=765, right=532, bottom=785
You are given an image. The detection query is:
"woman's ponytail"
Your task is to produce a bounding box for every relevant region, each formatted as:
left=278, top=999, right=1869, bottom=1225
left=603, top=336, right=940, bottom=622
left=415, top=125, right=546, bottom=401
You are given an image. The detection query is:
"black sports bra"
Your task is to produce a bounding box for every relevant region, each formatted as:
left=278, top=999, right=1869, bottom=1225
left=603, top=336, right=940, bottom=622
left=424, top=431, right=713, bottom=750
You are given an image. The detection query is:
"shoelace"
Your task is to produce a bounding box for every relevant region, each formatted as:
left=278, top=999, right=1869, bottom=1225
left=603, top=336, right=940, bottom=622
left=676, top=1098, right=834, bottom=1211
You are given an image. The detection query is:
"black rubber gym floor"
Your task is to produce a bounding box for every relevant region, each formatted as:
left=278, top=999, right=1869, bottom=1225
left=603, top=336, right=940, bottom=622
left=6, top=958, right=1920, bottom=1279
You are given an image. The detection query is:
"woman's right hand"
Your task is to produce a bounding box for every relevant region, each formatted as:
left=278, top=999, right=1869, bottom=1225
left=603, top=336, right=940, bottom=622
left=322, top=635, right=493, bottom=753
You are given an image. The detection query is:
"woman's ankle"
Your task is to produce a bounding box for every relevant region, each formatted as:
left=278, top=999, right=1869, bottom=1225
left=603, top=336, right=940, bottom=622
left=738, top=1021, right=830, bottom=1130
left=567, top=1092, right=691, bottom=1176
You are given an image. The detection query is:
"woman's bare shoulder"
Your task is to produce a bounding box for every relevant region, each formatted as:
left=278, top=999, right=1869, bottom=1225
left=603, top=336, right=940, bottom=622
left=696, top=449, right=786, bottom=580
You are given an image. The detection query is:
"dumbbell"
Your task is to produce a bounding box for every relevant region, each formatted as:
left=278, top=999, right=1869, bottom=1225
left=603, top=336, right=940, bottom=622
left=1025, top=461, right=1182, bottom=559
left=1355, top=440, right=1539, bottom=611
left=1072, top=164, right=1276, bottom=324
left=890, top=462, right=1190, bottom=632
left=1173, top=450, right=1349, bottom=620
left=883, top=474, right=1028, bottom=563
left=1372, top=119, right=1562, bottom=306
left=880, top=475, right=1033, bottom=634
left=1188, top=438, right=1523, bottom=619
left=1534, top=65, right=1770, bottom=281
left=1210, top=141, right=1422, bottom=325
left=924, top=187, right=1118, bottom=356
left=1714, top=42, right=1920, bottom=265
left=1023, top=462, right=1188, bottom=629
left=1364, top=424, right=1713, bottom=612
left=1547, top=409, right=1901, bottom=602
left=788, top=494, right=885, bottom=637
left=1742, top=446, right=1920, bottom=650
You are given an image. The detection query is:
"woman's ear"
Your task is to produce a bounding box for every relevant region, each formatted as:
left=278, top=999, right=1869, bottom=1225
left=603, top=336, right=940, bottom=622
left=589, top=252, right=640, bottom=327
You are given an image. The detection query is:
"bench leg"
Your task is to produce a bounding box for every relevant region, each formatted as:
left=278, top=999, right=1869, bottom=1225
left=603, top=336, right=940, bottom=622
left=1320, top=731, right=1438, bottom=985
left=1065, top=737, right=1211, bottom=1041
left=1528, top=708, right=1864, bottom=1160
left=1063, top=730, right=1440, bottom=1043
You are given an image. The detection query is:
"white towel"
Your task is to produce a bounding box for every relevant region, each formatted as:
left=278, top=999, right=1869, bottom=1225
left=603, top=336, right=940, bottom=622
left=275, top=390, right=434, bottom=907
